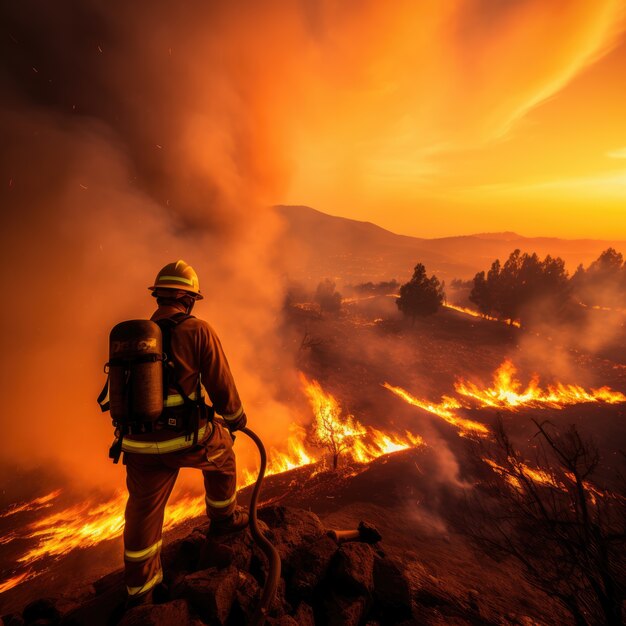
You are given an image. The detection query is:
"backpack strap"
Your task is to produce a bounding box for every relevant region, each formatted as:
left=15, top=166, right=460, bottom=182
left=97, top=379, right=110, bottom=413
left=156, top=313, right=194, bottom=402
left=156, top=313, right=212, bottom=443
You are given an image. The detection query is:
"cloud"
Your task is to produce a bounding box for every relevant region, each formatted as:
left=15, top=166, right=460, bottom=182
left=607, top=147, right=626, bottom=159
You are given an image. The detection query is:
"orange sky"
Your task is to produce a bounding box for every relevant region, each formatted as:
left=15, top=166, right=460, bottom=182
left=282, top=1, right=626, bottom=239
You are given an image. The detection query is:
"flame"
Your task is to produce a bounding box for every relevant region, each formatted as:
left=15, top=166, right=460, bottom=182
left=301, top=375, right=424, bottom=465
left=455, top=360, right=626, bottom=410
left=0, top=571, right=33, bottom=595
left=444, top=303, right=522, bottom=328
left=482, top=458, right=562, bottom=490
left=382, top=383, right=489, bottom=437
left=1, top=375, right=428, bottom=594
left=9, top=362, right=618, bottom=595
left=0, top=490, right=61, bottom=519
left=241, top=423, right=316, bottom=486
left=0, top=491, right=209, bottom=593
left=350, top=428, right=424, bottom=463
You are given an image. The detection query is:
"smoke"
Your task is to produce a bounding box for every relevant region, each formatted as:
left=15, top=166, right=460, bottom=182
left=1, top=0, right=624, bottom=491
left=0, top=0, right=311, bottom=487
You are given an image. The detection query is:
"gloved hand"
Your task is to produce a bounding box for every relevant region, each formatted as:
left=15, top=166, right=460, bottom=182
left=225, top=411, right=247, bottom=433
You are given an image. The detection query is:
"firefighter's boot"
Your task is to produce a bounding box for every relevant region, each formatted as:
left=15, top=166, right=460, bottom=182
left=209, top=507, right=249, bottom=536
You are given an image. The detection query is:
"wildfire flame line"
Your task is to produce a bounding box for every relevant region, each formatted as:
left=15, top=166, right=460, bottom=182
left=0, top=490, right=61, bottom=519
left=382, top=383, right=489, bottom=437
left=384, top=360, right=625, bottom=502
left=444, top=303, right=522, bottom=328
left=301, top=375, right=425, bottom=465
left=455, top=359, right=626, bottom=410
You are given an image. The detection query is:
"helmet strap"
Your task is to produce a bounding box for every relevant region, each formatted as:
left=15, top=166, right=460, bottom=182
left=181, top=294, right=196, bottom=315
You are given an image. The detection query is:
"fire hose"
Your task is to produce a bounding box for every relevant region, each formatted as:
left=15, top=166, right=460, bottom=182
left=240, top=426, right=282, bottom=626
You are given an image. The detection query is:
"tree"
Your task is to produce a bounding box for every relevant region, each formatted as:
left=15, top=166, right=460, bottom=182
left=570, top=248, right=626, bottom=308
left=469, top=250, right=570, bottom=326
left=465, top=418, right=625, bottom=625
left=396, top=263, right=445, bottom=323
left=305, top=379, right=366, bottom=470
left=314, top=278, right=342, bottom=315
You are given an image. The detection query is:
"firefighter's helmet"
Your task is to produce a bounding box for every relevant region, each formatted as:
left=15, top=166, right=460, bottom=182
left=148, top=260, right=203, bottom=299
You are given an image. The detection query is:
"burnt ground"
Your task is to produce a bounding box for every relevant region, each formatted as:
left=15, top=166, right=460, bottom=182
left=283, top=296, right=626, bottom=462
left=2, top=298, right=625, bottom=623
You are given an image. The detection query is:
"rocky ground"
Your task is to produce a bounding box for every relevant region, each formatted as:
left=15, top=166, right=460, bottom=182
left=1, top=505, right=487, bottom=626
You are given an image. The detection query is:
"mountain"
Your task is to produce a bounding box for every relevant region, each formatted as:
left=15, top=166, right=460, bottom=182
left=275, top=205, right=626, bottom=286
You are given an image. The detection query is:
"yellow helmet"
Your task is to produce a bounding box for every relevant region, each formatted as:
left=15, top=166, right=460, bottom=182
left=148, top=260, right=203, bottom=299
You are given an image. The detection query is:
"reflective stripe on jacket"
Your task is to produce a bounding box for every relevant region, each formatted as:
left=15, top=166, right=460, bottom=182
left=122, top=422, right=212, bottom=454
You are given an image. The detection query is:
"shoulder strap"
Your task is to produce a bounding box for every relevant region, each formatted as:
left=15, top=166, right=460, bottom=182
left=97, top=379, right=110, bottom=412
left=156, top=313, right=196, bottom=401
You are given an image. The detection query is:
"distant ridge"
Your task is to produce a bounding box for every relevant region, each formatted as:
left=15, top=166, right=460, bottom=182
left=275, top=205, right=626, bottom=285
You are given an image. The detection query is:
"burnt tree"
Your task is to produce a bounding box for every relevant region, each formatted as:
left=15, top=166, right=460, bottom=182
left=314, top=278, right=342, bottom=315
left=466, top=418, right=625, bottom=625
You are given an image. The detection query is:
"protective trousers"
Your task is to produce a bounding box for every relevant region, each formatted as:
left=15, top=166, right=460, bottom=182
left=122, top=423, right=237, bottom=598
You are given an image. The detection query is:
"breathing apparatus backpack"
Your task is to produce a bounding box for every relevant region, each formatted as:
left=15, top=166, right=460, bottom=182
left=98, top=313, right=212, bottom=463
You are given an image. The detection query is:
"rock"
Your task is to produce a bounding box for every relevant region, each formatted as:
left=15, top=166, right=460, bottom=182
left=22, top=599, right=62, bottom=625
left=161, top=529, right=206, bottom=573
left=324, top=593, right=368, bottom=626
left=467, top=589, right=480, bottom=612
left=183, top=565, right=239, bottom=625
left=332, top=542, right=376, bottom=596
left=270, top=578, right=290, bottom=617
left=2, top=615, right=24, bottom=626
left=288, top=535, right=338, bottom=600
left=357, top=521, right=382, bottom=544
left=258, top=507, right=325, bottom=561
left=230, top=571, right=260, bottom=624
left=60, top=585, right=126, bottom=626
left=372, top=557, right=412, bottom=622
left=265, top=617, right=299, bottom=626
left=92, top=570, right=124, bottom=596
left=198, top=528, right=254, bottom=572
left=117, top=600, right=201, bottom=626
left=293, top=602, right=315, bottom=626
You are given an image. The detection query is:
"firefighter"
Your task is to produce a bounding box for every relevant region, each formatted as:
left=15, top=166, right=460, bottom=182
left=122, top=260, right=248, bottom=605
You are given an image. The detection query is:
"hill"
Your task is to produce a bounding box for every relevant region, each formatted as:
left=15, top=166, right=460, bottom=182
left=276, top=205, right=626, bottom=285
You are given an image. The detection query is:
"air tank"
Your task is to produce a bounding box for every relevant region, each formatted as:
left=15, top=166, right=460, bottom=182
left=108, top=319, right=163, bottom=423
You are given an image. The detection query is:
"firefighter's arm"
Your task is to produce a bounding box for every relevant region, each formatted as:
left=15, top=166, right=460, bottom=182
left=200, top=323, right=247, bottom=432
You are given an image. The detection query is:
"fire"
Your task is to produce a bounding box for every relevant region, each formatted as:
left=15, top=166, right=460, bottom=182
left=455, top=360, right=626, bottom=410
left=382, top=383, right=489, bottom=437
left=483, top=458, right=562, bottom=490
left=351, top=428, right=424, bottom=463
left=0, top=491, right=209, bottom=594
left=8, top=363, right=617, bottom=596
left=301, top=375, right=425, bottom=466
left=11, top=492, right=208, bottom=566
left=241, top=423, right=316, bottom=486
left=0, top=572, right=32, bottom=595
left=444, top=303, right=522, bottom=328
left=0, top=490, right=61, bottom=519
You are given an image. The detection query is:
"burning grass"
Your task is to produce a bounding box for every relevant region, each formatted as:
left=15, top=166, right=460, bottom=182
left=455, top=359, right=626, bottom=409
left=444, top=303, right=522, bottom=328
left=0, top=376, right=426, bottom=596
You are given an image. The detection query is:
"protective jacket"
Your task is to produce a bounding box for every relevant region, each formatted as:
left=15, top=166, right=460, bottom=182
left=121, top=301, right=243, bottom=599
left=121, top=303, right=244, bottom=453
